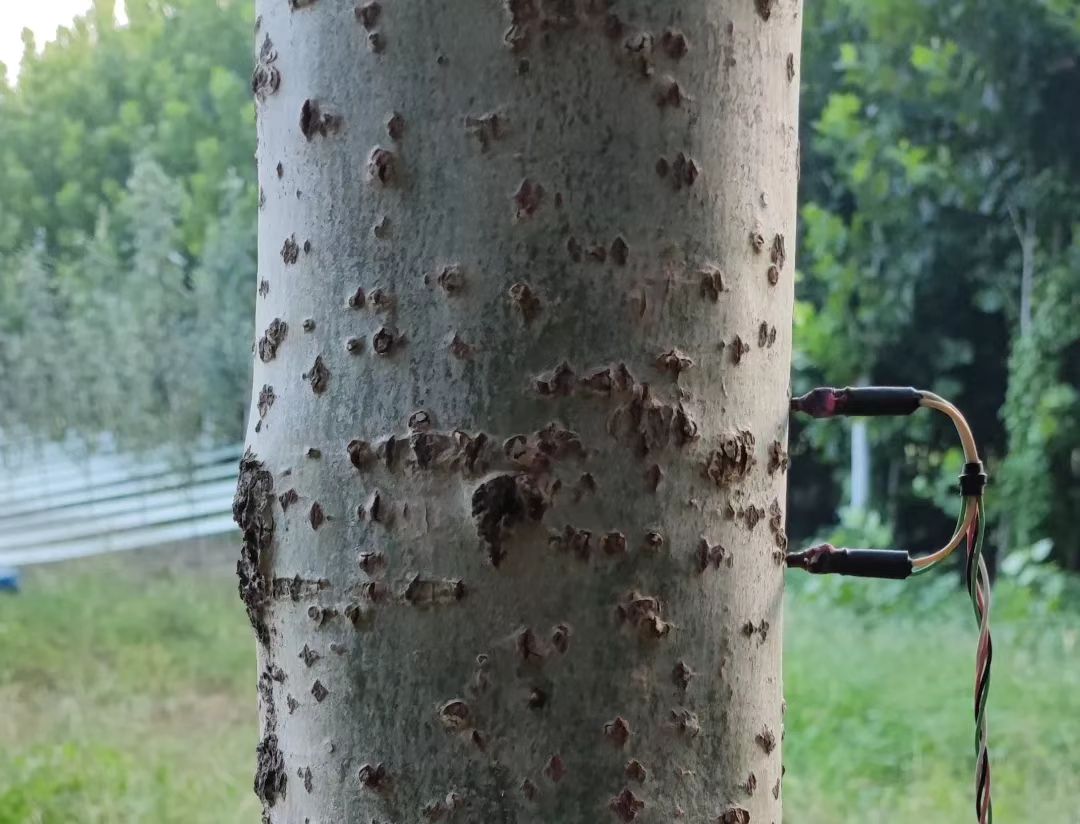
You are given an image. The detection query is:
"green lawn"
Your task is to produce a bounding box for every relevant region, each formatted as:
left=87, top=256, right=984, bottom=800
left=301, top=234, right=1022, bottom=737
left=0, top=543, right=259, bottom=824
left=1, top=544, right=1077, bottom=823
left=784, top=578, right=1080, bottom=823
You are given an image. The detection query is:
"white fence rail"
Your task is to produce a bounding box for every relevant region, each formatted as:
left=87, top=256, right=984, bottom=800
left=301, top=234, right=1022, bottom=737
left=0, top=439, right=241, bottom=567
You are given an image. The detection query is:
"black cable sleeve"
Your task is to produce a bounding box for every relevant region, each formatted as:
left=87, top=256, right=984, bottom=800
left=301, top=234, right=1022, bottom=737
left=960, top=462, right=988, bottom=497
left=786, top=544, right=913, bottom=579
left=790, top=386, right=923, bottom=418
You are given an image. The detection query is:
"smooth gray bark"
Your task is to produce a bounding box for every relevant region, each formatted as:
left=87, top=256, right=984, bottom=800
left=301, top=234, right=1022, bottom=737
left=240, top=1, right=802, bottom=821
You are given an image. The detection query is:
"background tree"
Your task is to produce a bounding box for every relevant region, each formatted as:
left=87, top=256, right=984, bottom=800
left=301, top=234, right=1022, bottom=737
left=0, top=0, right=256, bottom=451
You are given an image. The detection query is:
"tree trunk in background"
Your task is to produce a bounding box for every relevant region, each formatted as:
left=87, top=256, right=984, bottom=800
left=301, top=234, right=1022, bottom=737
left=238, top=1, right=801, bottom=821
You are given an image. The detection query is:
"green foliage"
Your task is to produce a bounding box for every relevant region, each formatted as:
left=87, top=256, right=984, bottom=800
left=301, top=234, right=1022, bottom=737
left=997, top=538, right=1079, bottom=618
left=794, top=0, right=1080, bottom=571
left=0, top=0, right=254, bottom=258
left=1000, top=240, right=1080, bottom=554
left=0, top=0, right=256, bottom=450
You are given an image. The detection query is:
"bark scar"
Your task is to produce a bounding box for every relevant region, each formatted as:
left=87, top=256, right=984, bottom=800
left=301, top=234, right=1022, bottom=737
left=470, top=474, right=549, bottom=566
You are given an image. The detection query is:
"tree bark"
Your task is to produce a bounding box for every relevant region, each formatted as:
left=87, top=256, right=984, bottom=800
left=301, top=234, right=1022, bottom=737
left=240, top=2, right=802, bottom=822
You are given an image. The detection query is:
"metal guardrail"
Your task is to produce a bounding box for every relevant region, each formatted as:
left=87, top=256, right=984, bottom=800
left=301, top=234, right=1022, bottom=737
left=0, top=439, right=241, bottom=567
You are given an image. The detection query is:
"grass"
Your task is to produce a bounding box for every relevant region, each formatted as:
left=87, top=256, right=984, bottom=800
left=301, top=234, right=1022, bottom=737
left=1, top=543, right=1078, bottom=822
left=0, top=541, right=259, bottom=824
left=784, top=577, right=1080, bottom=822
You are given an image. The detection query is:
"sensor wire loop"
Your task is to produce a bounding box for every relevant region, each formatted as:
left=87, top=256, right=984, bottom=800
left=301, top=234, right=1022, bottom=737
left=788, top=386, right=993, bottom=824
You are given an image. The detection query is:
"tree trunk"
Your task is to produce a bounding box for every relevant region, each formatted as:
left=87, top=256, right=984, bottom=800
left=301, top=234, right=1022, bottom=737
left=239, top=2, right=802, bottom=822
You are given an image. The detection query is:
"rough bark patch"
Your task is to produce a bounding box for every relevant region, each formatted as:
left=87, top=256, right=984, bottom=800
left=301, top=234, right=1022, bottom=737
left=258, top=318, right=288, bottom=363
left=281, top=235, right=300, bottom=264
left=730, top=335, right=750, bottom=365
left=700, top=264, right=726, bottom=300
left=304, top=355, right=330, bottom=394
left=233, top=450, right=275, bottom=645
left=551, top=623, right=571, bottom=653
left=300, top=99, right=342, bottom=140
left=299, top=644, right=320, bottom=667
left=669, top=152, right=699, bottom=188
left=273, top=575, right=330, bottom=601
left=368, top=147, right=397, bottom=184
left=703, top=430, right=756, bottom=487
left=347, top=438, right=374, bottom=470
left=607, top=385, right=699, bottom=455
left=617, top=591, right=671, bottom=638
left=660, top=29, right=688, bottom=59
left=609, top=787, right=645, bottom=821
left=257, top=385, right=275, bottom=422
left=309, top=501, right=325, bottom=530
left=717, top=807, right=751, bottom=824
left=743, top=772, right=757, bottom=795
left=465, top=112, right=505, bottom=150
left=438, top=699, right=472, bottom=731
left=508, top=281, right=541, bottom=323
left=355, top=2, right=381, bottom=29
left=386, top=111, right=405, bottom=141
left=254, top=733, right=287, bottom=806
left=252, top=35, right=281, bottom=100
left=434, top=264, right=466, bottom=294
left=656, top=348, right=693, bottom=375
left=771, top=233, right=787, bottom=269
left=604, top=716, right=631, bottom=748
left=403, top=575, right=466, bottom=606
left=358, top=762, right=388, bottom=791
left=278, top=489, right=299, bottom=511
left=470, top=474, right=548, bottom=565
left=673, top=660, right=694, bottom=691
left=544, top=754, right=567, bottom=783
left=696, top=538, right=727, bottom=572
left=755, top=0, right=776, bottom=20
left=670, top=707, right=701, bottom=737
left=513, top=178, right=544, bottom=219
left=372, top=326, right=398, bottom=355
left=756, top=725, right=777, bottom=754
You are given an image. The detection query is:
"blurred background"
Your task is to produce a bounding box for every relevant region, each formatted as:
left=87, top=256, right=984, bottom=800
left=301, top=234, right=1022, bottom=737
left=0, top=1, right=1078, bottom=821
